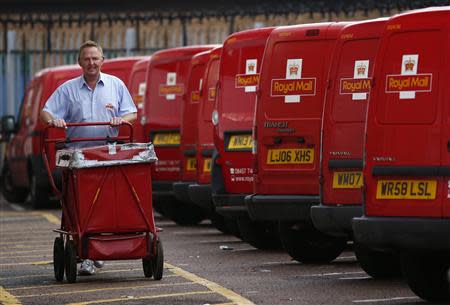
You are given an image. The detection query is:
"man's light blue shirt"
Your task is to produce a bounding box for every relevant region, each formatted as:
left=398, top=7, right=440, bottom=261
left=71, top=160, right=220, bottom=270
left=43, top=72, right=136, bottom=147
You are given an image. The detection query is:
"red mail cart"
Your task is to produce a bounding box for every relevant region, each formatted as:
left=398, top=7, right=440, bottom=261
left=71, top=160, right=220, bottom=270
left=42, top=122, right=162, bottom=283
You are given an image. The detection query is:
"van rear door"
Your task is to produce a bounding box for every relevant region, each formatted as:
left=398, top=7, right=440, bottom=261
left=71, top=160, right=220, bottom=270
left=365, top=13, right=446, bottom=217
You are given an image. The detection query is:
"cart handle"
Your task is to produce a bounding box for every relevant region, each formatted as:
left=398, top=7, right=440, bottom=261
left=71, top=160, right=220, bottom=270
left=41, top=121, right=133, bottom=198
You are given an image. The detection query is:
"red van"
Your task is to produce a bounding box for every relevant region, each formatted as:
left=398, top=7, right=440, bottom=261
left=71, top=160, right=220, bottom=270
left=173, top=49, right=213, bottom=214
left=127, top=57, right=151, bottom=142
left=187, top=47, right=221, bottom=210
left=210, top=28, right=281, bottom=248
left=353, top=7, right=450, bottom=301
left=143, top=46, right=216, bottom=225
left=309, top=19, right=400, bottom=277
left=246, top=22, right=350, bottom=262
left=0, top=65, right=81, bottom=208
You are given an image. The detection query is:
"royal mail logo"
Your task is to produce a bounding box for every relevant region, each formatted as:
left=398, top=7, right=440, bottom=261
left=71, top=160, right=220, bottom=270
left=235, top=74, right=260, bottom=88
left=208, top=87, right=216, bottom=101
left=248, top=63, right=256, bottom=72
left=357, top=63, right=367, bottom=76
left=191, top=91, right=200, bottom=102
left=340, top=78, right=372, bottom=94
left=159, top=84, right=185, bottom=96
left=289, top=64, right=299, bottom=76
left=270, top=78, right=316, bottom=96
left=385, top=74, right=432, bottom=92
left=385, top=54, right=432, bottom=99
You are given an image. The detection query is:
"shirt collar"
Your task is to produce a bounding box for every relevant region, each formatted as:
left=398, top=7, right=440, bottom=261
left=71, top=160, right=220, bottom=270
left=79, top=73, right=105, bottom=89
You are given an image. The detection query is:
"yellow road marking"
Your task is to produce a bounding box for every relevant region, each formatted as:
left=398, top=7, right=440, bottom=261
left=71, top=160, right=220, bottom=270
left=0, top=261, right=52, bottom=267
left=166, top=263, right=256, bottom=305
left=31, top=212, right=60, bottom=225
left=0, top=240, right=52, bottom=245
left=0, top=254, right=52, bottom=259
left=0, top=286, right=22, bottom=305
left=16, top=282, right=196, bottom=298
left=67, top=291, right=215, bottom=305
left=0, top=249, right=50, bottom=255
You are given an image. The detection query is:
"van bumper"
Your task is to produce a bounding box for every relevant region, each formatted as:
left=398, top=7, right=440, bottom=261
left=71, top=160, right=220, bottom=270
left=352, top=216, right=450, bottom=252
left=188, top=184, right=214, bottom=212
left=212, top=193, right=248, bottom=218
left=310, top=204, right=362, bottom=238
left=245, top=194, right=319, bottom=221
left=153, top=181, right=174, bottom=197
left=172, top=181, right=195, bottom=204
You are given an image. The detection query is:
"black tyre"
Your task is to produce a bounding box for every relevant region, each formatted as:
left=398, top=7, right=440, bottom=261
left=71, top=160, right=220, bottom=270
left=278, top=221, right=347, bottom=263
left=29, top=171, right=50, bottom=209
left=401, top=252, right=450, bottom=302
left=53, top=237, right=65, bottom=282
left=64, top=240, right=77, bottom=283
left=0, top=164, right=28, bottom=203
left=209, top=212, right=230, bottom=233
left=142, top=257, right=153, bottom=278
left=168, top=199, right=205, bottom=226
left=237, top=217, right=281, bottom=250
left=224, top=217, right=241, bottom=238
left=152, top=239, right=164, bottom=280
left=354, top=242, right=401, bottom=279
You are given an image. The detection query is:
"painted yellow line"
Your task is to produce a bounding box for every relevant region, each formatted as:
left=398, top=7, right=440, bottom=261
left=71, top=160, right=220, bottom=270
left=0, top=254, right=52, bottom=259
left=0, top=249, right=50, bottom=255
left=31, top=212, right=60, bottom=225
left=1, top=245, right=51, bottom=249
left=0, top=240, right=53, bottom=245
left=0, top=260, right=52, bottom=267
left=16, top=282, right=196, bottom=298
left=67, top=290, right=214, bottom=305
left=166, top=263, right=256, bottom=305
left=0, top=286, right=22, bottom=305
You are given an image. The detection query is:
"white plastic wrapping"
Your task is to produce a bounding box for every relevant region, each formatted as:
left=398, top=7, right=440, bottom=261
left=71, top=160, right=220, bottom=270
left=55, top=143, right=158, bottom=169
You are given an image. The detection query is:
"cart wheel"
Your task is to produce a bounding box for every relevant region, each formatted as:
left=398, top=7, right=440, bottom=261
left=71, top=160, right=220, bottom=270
left=64, top=240, right=77, bottom=283
left=152, top=239, right=164, bottom=280
left=53, top=237, right=65, bottom=282
left=142, top=257, right=153, bottom=278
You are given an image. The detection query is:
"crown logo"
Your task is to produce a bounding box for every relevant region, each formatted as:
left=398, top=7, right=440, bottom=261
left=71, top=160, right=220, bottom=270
left=168, top=77, right=175, bottom=83
left=248, top=63, right=255, bottom=72
left=357, top=64, right=366, bottom=76
left=289, top=64, right=299, bottom=76
left=404, top=58, right=415, bottom=71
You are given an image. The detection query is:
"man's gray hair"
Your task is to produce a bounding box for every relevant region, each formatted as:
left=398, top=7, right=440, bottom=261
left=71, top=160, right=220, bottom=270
left=78, top=40, right=104, bottom=61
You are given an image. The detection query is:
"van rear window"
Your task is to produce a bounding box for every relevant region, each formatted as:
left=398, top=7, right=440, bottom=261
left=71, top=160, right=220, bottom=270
left=376, top=30, right=441, bottom=125
left=332, top=39, right=379, bottom=123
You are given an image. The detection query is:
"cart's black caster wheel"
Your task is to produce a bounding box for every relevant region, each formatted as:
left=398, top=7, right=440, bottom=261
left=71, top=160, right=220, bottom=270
left=53, top=237, right=65, bottom=282
left=142, top=257, right=153, bottom=278
left=152, top=239, right=164, bottom=280
left=64, top=240, right=77, bottom=283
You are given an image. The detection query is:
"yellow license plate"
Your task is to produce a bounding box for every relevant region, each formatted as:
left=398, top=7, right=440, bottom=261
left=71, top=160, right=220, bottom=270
left=186, top=158, right=196, bottom=171
left=228, top=135, right=253, bottom=150
left=203, top=158, right=212, bottom=173
left=153, top=133, right=180, bottom=145
left=266, top=148, right=314, bottom=165
left=376, top=180, right=437, bottom=200
left=332, top=171, right=363, bottom=189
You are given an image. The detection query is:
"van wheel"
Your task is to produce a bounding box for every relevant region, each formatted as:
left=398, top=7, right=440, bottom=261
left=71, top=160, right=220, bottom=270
left=278, top=221, right=346, bottom=263
left=224, top=217, right=241, bottom=238
left=401, top=252, right=450, bottom=302
left=238, top=217, right=281, bottom=250
left=0, top=164, right=28, bottom=203
left=167, top=199, right=205, bottom=226
left=354, top=242, right=401, bottom=278
left=29, top=171, right=50, bottom=209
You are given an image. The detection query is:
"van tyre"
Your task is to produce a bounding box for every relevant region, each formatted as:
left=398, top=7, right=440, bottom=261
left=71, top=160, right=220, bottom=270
left=354, top=242, right=401, bottom=278
left=167, top=199, right=205, bottom=226
left=29, top=170, right=50, bottom=209
left=237, top=217, right=281, bottom=250
left=400, top=252, right=450, bottom=302
left=278, top=221, right=346, bottom=263
left=0, top=164, right=28, bottom=203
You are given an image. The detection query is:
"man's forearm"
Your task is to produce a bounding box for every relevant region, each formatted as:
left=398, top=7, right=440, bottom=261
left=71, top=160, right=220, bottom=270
left=121, top=112, right=137, bottom=123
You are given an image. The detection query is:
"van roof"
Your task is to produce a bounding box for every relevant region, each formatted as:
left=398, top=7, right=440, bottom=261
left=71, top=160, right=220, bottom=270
left=34, top=64, right=81, bottom=78
left=102, top=56, right=147, bottom=69
left=150, top=45, right=220, bottom=64
left=224, top=27, right=275, bottom=44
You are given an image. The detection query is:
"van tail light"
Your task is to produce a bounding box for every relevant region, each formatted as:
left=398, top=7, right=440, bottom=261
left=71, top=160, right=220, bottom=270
left=252, top=125, right=258, bottom=175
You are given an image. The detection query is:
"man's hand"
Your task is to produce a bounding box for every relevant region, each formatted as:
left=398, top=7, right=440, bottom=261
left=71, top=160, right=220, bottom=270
left=110, top=117, right=124, bottom=126
left=48, top=118, right=67, bottom=128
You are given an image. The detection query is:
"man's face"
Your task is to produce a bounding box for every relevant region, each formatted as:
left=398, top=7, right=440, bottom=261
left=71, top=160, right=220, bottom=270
left=78, top=46, right=104, bottom=79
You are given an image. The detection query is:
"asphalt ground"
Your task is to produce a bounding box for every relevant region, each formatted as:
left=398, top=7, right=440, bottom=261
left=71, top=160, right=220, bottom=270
left=0, top=195, right=447, bottom=305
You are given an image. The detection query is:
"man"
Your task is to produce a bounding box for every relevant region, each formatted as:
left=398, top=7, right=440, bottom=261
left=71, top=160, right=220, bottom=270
left=40, top=40, right=137, bottom=275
